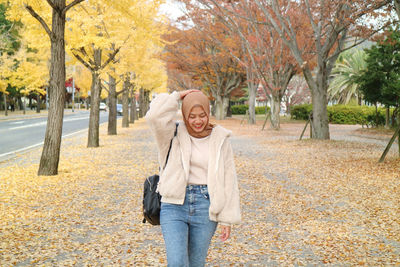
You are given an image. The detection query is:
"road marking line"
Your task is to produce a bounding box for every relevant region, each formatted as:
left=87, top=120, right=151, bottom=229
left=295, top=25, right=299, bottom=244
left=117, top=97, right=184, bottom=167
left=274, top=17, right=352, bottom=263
left=9, top=116, right=90, bottom=130
left=0, top=128, right=88, bottom=158
left=9, top=121, right=46, bottom=130
left=0, top=142, right=44, bottom=157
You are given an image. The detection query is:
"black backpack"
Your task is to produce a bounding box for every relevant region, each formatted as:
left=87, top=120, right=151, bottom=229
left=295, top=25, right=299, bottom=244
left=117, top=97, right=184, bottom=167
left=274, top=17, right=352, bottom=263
left=143, top=123, right=178, bottom=225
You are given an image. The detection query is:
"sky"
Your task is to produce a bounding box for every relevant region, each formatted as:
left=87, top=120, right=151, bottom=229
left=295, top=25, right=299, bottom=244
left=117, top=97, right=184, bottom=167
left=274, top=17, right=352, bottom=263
left=159, top=0, right=186, bottom=21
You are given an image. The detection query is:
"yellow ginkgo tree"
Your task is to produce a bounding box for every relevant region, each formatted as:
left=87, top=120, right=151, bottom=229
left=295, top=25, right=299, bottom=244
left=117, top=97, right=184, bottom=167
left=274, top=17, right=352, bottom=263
left=0, top=53, right=13, bottom=115
left=66, top=0, right=167, bottom=146
left=2, top=0, right=168, bottom=175
left=1, top=0, right=86, bottom=176
left=0, top=24, right=49, bottom=115
left=105, top=14, right=168, bottom=133
left=67, top=1, right=128, bottom=147
left=8, top=34, right=49, bottom=113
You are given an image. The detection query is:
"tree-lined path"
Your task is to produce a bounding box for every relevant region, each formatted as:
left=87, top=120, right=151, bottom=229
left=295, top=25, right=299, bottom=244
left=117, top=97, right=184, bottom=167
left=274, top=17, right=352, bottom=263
left=1, top=118, right=399, bottom=266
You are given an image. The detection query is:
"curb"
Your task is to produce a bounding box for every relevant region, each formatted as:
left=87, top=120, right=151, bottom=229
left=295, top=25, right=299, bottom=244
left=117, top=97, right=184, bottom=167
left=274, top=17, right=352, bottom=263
left=0, top=109, right=89, bottom=121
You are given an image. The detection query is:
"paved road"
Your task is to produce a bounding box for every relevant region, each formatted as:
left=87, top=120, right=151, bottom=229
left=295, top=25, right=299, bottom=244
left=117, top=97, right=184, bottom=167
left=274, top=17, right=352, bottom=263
left=0, top=110, right=109, bottom=161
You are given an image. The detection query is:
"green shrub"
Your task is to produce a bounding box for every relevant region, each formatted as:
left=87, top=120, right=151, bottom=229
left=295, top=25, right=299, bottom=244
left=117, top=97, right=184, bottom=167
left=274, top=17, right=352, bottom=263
left=327, top=105, right=365, bottom=124
left=231, top=104, right=248, bottom=115
left=366, top=111, right=386, bottom=127
left=290, top=104, right=312, bottom=120
left=256, top=106, right=270, bottom=114
left=231, top=105, right=270, bottom=115
left=290, top=104, right=390, bottom=125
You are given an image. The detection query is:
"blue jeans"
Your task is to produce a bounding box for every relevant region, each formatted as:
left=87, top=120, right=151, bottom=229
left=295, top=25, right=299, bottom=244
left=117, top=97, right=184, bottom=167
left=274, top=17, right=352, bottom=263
left=160, top=185, right=218, bottom=267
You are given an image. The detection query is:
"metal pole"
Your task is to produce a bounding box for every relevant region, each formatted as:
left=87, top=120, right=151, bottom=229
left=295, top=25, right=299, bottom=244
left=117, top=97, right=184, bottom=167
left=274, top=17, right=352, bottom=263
left=72, top=76, right=75, bottom=112
left=72, top=65, right=76, bottom=112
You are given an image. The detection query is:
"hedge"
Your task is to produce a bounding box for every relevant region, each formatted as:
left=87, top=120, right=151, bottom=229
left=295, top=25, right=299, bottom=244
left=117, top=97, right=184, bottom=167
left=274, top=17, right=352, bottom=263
left=231, top=104, right=270, bottom=115
left=290, top=104, right=313, bottom=120
left=290, top=104, right=389, bottom=126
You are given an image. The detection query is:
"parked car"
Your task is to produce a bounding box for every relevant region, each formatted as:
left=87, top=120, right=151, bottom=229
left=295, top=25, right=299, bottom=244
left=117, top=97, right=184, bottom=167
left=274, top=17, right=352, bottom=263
left=99, top=102, right=107, bottom=111
left=116, top=104, right=123, bottom=116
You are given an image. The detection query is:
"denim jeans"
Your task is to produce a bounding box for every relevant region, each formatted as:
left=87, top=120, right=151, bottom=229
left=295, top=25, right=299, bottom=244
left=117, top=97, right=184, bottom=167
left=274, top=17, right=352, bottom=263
left=160, top=185, right=218, bottom=267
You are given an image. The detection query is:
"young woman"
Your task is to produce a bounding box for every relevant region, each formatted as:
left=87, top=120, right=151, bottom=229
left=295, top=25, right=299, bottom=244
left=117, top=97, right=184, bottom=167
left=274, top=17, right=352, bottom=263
left=145, top=90, right=241, bottom=267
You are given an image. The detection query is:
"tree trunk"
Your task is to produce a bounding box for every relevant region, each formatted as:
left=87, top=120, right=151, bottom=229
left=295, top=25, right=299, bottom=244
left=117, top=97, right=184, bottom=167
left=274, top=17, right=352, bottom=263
left=129, top=88, right=135, bottom=124
left=122, top=76, right=129, bottom=128
left=38, top=3, right=66, bottom=175
left=139, top=88, right=144, bottom=118
left=311, top=86, right=330, bottom=139
left=4, top=94, right=7, bottom=116
left=358, top=95, right=362, bottom=106
left=385, top=107, right=390, bottom=129
left=23, top=97, right=26, bottom=115
left=227, top=101, right=232, bottom=118
left=145, top=90, right=150, bottom=113
left=87, top=49, right=102, bottom=148
left=107, top=73, right=117, bottom=135
left=248, top=82, right=256, bottom=124
left=391, top=108, right=398, bottom=128
left=270, top=93, right=280, bottom=130
left=215, top=94, right=229, bottom=120
left=17, top=97, right=23, bottom=111
left=304, top=68, right=330, bottom=139
left=36, top=94, right=41, bottom=113
left=210, top=100, right=216, bottom=116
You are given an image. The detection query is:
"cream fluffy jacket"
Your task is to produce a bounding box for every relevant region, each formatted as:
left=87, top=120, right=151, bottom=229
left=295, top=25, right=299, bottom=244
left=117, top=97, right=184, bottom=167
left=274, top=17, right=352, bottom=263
left=145, top=91, right=241, bottom=225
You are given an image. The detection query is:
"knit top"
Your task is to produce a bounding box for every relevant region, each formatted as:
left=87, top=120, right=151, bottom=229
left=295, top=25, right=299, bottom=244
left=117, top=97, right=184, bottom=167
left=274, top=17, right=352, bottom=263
left=188, top=135, right=210, bottom=185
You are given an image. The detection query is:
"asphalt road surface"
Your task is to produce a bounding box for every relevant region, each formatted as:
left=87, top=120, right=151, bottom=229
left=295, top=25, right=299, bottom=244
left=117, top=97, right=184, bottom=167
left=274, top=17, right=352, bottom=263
left=0, top=110, right=109, bottom=161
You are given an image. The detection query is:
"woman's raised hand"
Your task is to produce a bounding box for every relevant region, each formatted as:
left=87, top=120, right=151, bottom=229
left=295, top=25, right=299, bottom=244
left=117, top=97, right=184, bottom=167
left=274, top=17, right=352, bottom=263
left=179, top=89, right=200, bottom=99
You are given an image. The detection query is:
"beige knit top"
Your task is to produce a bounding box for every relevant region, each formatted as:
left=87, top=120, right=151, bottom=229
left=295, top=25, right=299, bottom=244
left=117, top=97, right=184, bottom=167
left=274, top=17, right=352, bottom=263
left=188, top=135, right=210, bottom=185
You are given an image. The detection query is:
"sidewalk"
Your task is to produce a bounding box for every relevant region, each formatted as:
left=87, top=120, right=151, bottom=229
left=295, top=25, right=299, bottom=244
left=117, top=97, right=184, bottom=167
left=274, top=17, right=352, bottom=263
left=0, top=108, right=88, bottom=121
left=0, top=119, right=399, bottom=266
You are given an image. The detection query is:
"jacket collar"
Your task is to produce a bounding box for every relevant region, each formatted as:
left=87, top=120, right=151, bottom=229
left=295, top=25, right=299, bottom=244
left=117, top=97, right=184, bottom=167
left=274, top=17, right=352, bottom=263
left=176, top=122, right=232, bottom=181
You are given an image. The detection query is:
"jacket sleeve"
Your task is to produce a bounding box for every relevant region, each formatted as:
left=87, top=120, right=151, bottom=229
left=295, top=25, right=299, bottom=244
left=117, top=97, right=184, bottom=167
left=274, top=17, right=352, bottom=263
left=145, top=91, right=180, bottom=167
left=218, top=139, right=241, bottom=225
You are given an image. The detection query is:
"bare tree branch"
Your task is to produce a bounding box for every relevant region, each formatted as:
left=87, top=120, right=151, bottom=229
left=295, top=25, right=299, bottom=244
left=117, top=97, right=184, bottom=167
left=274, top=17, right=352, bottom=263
left=71, top=47, right=96, bottom=67
left=63, top=0, right=85, bottom=16
left=72, top=52, right=94, bottom=72
left=99, top=47, right=121, bottom=70
left=24, top=5, right=53, bottom=40
left=100, top=82, right=109, bottom=93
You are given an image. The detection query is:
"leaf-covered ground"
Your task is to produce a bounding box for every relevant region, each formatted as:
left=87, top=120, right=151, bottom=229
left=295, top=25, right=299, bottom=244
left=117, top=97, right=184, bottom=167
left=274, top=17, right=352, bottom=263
left=1, top=118, right=399, bottom=266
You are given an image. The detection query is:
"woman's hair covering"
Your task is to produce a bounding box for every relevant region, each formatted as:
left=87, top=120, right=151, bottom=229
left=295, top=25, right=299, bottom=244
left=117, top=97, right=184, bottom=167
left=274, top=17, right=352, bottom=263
left=181, top=91, right=214, bottom=138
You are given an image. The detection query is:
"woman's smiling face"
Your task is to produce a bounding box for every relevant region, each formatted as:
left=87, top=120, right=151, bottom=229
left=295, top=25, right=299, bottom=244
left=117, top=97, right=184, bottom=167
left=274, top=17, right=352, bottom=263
left=187, top=105, right=208, bottom=133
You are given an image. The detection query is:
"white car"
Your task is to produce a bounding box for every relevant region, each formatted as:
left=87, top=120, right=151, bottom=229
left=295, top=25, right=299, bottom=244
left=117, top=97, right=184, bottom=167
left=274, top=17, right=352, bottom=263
left=99, top=102, right=107, bottom=111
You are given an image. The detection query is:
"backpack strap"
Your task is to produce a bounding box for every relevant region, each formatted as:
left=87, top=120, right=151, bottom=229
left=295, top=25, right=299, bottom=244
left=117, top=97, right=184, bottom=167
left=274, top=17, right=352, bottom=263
left=163, top=122, right=178, bottom=170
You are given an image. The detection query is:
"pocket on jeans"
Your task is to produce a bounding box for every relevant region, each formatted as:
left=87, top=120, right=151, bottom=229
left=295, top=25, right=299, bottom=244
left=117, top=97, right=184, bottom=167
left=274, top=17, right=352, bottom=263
left=202, top=192, right=210, bottom=199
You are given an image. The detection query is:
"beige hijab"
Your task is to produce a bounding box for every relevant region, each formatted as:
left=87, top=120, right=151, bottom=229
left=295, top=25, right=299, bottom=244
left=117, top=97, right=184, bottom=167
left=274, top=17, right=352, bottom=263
left=181, top=91, right=213, bottom=138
